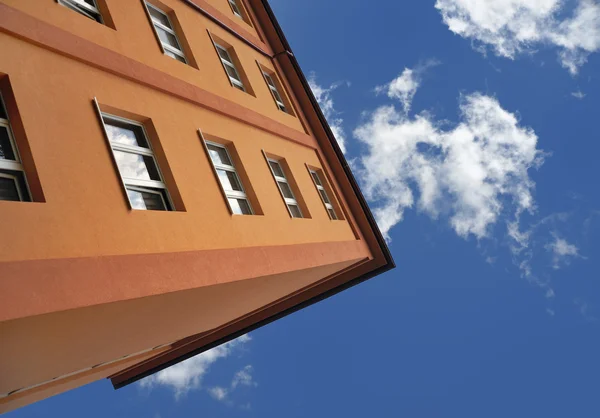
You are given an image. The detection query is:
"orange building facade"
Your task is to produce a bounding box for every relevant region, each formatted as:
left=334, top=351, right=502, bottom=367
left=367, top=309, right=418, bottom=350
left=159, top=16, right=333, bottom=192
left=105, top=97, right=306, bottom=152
left=0, top=0, right=393, bottom=413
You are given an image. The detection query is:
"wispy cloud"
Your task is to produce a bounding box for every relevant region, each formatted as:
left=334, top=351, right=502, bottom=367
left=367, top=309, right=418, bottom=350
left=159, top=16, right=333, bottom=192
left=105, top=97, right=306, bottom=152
left=308, top=75, right=349, bottom=154
left=505, top=210, right=596, bottom=303
left=574, top=299, right=598, bottom=321
left=435, top=0, right=600, bottom=74
left=231, top=365, right=257, bottom=389
left=207, top=365, right=258, bottom=405
left=572, top=90, right=586, bottom=99
left=139, top=334, right=252, bottom=399
left=545, top=233, right=583, bottom=269
left=208, top=386, right=229, bottom=401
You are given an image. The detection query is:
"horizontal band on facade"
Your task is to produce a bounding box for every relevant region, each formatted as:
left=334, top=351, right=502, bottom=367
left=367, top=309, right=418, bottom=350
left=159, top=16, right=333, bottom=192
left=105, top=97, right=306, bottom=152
left=0, top=239, right=371, bottom=322
left=0, top=4, right=315, bottom=150
left=181, top=0, right=272, bottom=56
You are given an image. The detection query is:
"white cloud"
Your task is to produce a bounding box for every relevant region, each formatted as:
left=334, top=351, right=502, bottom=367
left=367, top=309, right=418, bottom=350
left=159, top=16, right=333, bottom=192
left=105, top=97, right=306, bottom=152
left=354, top=63, right=591, bottom=308
left=545, top=233, right=582, bottom=269
left=505, top=211, right=591, bottom=299
left=485, top=256, right=497, bottom=264
left=207, top=365, right=257, bottom=405
left=139, top=334, right=251, bottom=399
left=208, top=386, right=228, bottom=401
left=356, top=72, right=544, bottom=242
left=571, top=90, right=586, bottom=99
left=231, top=365, right=257, bottom=389
left=376, top=68, right=419, bottom=114
left=375, top=60, right=440, bottom=113
left=309, top=76, right=348, bottom=153
left=435, top=0, right=600, bottom=74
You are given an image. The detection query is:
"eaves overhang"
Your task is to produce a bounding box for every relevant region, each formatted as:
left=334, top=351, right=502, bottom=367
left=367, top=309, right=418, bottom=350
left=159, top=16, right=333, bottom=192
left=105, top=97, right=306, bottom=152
left=109, top=0, right=394, bottom=390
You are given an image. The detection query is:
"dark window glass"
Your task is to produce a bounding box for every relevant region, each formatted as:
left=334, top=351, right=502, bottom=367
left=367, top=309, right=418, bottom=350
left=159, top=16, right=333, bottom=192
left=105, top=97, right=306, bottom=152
left=288, top=204, right=302, bottom=218
left=264, top=73, right=275, bottom=87
left=0, top=126, right=16, bottom=160
left=224, top=64, right=242, bottom=82
left=278, top=181, right=294, bottom=199
left=148, top=6, right=171, bottom=27
left=229, top=198, right=252, bottom=215
left=311, top=171, right=323, bottom=186
left=216, top=46, right=231, bottom=62
left=319, top=188, right=331, bottom=204
left=156, top=27, right=180, bottom=49
left=272, top=88, right=284, bottom=104
left=217, top=169, right=243, bottom=192
left=269, top=161, right=284, bottom=178
left=0, top=175, right=20, bottom=201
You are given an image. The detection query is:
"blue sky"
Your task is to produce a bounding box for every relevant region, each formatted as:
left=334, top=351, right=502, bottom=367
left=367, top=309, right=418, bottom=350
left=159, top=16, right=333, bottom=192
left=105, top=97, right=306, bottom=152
left=9, top=0, right=600, bottom=417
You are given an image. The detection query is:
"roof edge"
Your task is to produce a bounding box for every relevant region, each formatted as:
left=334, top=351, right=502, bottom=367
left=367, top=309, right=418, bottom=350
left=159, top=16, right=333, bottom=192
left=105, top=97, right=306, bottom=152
left=257, top=0, right=394, bottom=269
left=109, top=0, right=394, bottom=389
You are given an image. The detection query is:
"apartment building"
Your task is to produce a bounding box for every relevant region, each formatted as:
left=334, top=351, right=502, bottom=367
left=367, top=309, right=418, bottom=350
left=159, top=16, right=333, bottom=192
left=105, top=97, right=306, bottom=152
left=0, top=0, right=394, bottom=412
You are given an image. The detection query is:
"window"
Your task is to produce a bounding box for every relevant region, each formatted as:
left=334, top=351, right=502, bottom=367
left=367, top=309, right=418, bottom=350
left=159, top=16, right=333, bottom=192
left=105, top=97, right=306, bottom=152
left=214, top=44, right=245, bottom=91
left=227, top=0, right=252, bottom=25
left=204, top=141, right=253, bottom=215
left=228, top=0, right=244, bottom=19
left=309, top=169, right=338, bottom=220
left=0, top=93, right=30, bottom=202
left=58, top=0, right=103, bottom=23
left=144, top=2, right=188, bottom=64
left=99, top=113, right=173, bottom=211
left=267, top=159, right=303, bottom=218
left=262, top=71, right=288, bottom=112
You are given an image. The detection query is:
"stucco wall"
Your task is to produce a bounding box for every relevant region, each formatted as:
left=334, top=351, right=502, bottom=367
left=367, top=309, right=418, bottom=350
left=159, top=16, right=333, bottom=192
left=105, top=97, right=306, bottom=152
left=0, top=31, right=355, bottom=261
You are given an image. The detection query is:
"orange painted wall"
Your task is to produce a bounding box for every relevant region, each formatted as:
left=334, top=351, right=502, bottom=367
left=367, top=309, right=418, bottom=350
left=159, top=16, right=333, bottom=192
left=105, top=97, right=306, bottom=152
left=0, top=0, right=382, bottom=410
left=0, top=31, right=356, bottom=262
left=0, top=259, right=360, bottom=397
left=186, top=0, right=266, bottom=41
left=1, top=0, right=292, bottom=128
left=0, top=347, right=171, bottom=414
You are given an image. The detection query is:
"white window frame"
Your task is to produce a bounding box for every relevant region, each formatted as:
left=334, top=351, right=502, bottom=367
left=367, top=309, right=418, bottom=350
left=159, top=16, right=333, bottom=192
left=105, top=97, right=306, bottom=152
left=0, top=172, right=24, bottom=202
left=144, top=2, right=188, bottom=64
left=309, top=169, right=338, bottom=220
left=214, top=43, right=246, bottom=91
left=262, top=71, right=287, bottom=112
left=0, top=94, right=30, bottom=202
left=126, top=185, right=169, bottom=210
left=97, top=109, right=174, bottom=211
left=228, top=0, right=244, bottom=19
left=57, top=0, right=103, bottom=23
left=203, top=139, right=253, bottom=215
left=267, top=158, right=303, bottom=218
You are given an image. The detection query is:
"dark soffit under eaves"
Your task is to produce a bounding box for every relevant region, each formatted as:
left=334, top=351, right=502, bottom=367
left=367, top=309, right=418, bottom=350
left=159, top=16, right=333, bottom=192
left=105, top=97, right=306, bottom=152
left=110, top=0, right=395, bottom=390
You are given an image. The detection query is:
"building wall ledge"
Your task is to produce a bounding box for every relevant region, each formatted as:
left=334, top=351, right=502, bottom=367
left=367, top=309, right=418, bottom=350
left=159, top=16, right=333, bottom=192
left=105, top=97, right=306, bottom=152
left=0, top=239, right=371, bottom=322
